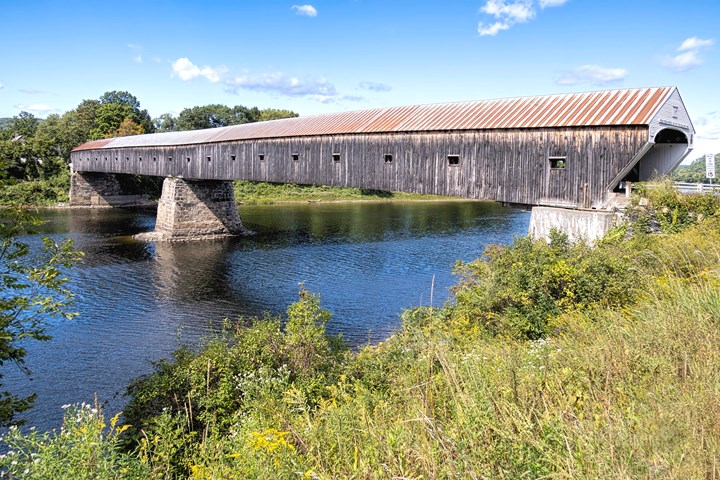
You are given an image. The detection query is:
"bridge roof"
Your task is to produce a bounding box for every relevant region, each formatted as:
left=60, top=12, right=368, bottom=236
left=74, top=86, right=677, bottom=151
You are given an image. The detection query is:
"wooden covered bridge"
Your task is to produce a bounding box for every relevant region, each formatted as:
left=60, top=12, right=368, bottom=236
left=70, top=86, right=694, bottom=241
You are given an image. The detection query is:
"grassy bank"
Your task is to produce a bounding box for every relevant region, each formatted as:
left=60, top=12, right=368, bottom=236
left=2, top=181, right=720, bottom=479
left=233, top=180, right=450, bottom=204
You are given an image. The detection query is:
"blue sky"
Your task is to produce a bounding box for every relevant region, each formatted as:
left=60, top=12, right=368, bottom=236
left=1, top=0, right=718, bottom=157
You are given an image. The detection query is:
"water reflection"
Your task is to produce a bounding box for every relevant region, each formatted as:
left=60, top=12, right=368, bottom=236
left=3, top=200, right=529, bottom=431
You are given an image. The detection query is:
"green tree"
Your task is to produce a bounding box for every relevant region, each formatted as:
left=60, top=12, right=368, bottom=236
left=252, top=108, right=299, bottom=122
left=672, top=154, right=718, bottom=184
left=0, top=207, right=82, bottom=425
left=175, top=104, right=299, bottom=131
left=176, top=104, right=235, bottom=130
left=99, top=90, right=153, bottom=134
left=153, top=113, right=178, bottom=132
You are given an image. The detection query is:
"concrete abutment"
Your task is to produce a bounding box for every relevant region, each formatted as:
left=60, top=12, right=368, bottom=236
left=529, top=206, right=619, bottom=244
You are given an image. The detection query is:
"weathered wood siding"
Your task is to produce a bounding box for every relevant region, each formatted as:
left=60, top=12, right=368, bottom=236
left=71, top=126, right=649, bottom=209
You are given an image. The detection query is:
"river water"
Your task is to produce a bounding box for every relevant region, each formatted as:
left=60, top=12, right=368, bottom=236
left=4, top=201, right=529, bottom=431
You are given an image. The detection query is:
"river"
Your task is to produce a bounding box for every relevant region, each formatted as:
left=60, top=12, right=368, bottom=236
left=3, top=200, right=529, bottom=431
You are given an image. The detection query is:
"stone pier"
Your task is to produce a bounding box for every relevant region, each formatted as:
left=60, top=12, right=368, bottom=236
left=69, top=172, right=149, bottom=207
left=143, top=177, right=245, bottom=241
left=529, top=206, right=618, bottom=244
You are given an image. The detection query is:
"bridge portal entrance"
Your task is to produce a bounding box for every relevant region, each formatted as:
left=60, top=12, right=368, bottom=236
left=612, top=128, right=690, bottom=192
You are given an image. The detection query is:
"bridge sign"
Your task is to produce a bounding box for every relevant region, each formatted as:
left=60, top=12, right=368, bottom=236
left=707, top=153, right=716, bottom=179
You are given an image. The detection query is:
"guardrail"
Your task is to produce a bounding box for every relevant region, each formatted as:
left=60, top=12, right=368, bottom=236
left=674, top=182, right=720, bottom=194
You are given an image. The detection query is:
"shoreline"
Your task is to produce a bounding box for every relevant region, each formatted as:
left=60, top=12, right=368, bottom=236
left=15, top=195, right=486, bottom=210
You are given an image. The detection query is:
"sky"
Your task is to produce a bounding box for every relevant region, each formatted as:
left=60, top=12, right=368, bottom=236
left=0, top=0, right=718, bottom=158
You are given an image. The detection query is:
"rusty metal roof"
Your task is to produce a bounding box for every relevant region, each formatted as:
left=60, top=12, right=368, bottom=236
left=73, top=87, right=677, bottom=151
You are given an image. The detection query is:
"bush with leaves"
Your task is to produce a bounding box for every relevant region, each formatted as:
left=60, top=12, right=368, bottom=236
left=0, top=207, right=82, bottom=425
left=448, top=230, right=639, bottom=340
left=0, top=404, right=146, bottom=479
left=121, top=288, right=347, bottom=475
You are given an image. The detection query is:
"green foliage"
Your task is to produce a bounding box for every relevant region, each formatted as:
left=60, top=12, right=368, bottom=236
left=0, top=404, right=147, bottom=479
left=0, top=207, right=82, bottom=425
left=152, top=113, right=177, bottom=133
left=628, top=178, right=720, bottom=234
left=0, top=174, right=70, bottom=205
left=121, top=288, right=347, bottom=476
left=672, top=154, right=718, bottom=183
left=449, top=230, right=638, bottom=340
left=234, top=180, right=443, bottom=203
left=0, top=90, right=155, bottom=204
left=173, top=104, right=298, bottom=131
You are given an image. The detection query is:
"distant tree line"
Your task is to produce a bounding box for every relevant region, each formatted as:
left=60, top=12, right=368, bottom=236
left=672, top=154, right=718, bottom=184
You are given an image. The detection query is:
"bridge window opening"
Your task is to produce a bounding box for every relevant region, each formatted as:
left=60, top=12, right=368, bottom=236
left=332, top=153, right=341, bottom=162
left=168, top=157, right=172, bottom=162
left=153, top=157, right=156, bottom=162
left=187, top=157, right=191, bottom=163
left=139, top=157, right=142, bottom=162
left=230, top=155, right=236, bottom=161
left=384, top=154, right=393, bottom=163
left=447, top=155, right=460, bottom=166
left=115, top=157, right=118, bottom=161
left=206, top=156, right=211, bottom=162
left=292, top=153, right=300, bottom=161
left=549, top=156, right=566, bottom=169
left=126, top=157, right=130, bottom=161
left=259, top=154, right=265, bottom=161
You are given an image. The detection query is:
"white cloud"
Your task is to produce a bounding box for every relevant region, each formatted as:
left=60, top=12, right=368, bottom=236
left=225, top=72, right=336, bottom=98
left=292, top=4, right=317, bottom=17
left=556, top=64, right=628, bottom=85
left=171, top=56, right=339, bottom=102
left=0, top=83, right=4, bottom=89
left=171, top=58, right=227, bottom=82
left=14, top=104, right=59, bottom=116
left=19, top=88, right=45, bottom=94
left=478, top=0, right=567, bottom=36
left=662, top=36, right=714, bottom=72
left=358, top=81, right=392, bottom=92
left=678, top=36, right=714, bottom=52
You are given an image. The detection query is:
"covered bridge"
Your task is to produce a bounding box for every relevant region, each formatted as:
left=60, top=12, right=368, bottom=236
left=70, top=86, right=694, bottom=240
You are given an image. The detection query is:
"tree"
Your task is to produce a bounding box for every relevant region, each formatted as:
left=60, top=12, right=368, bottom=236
left=0, top=112, right=41, bottom=141
left=90, top=91, right=154, bottom=138
left=153, top=113, right=178, bottom=132
left=253, top=108, right=299, bottom=122
left=176, top=104, right=235, bottom=130
left=0, top=207, right=82, bottom=425
left=174, top=104, right=299, bottom=131
left=672, top=154, right=718, bottom=184
left=110, top=118, right=145, bottom=138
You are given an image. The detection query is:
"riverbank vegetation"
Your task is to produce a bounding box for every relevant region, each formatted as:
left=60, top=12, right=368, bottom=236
left=2, top=180, right=719, bottom=478
left=672, top=153, right=718, bottom=183
left=233, top=180, right=448, bottom=204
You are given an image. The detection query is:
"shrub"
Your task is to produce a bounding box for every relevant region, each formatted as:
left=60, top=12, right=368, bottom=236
left=0, top=404, right=146, bottom=479
left=447, top=231, right=639, bottom=340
